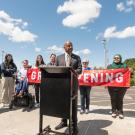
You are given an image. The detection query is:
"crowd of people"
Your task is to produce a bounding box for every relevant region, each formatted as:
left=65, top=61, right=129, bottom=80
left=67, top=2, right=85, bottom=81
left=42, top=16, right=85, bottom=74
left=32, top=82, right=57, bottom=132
left=0, top=41, right=130, bottom=134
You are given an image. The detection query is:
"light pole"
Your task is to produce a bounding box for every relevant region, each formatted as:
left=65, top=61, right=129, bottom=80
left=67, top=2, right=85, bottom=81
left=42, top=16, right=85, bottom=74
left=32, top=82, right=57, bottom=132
left=101, top=39, right=108, bottom=68
left=0, top=49, right=6, bottom=62
left=2, top=50, right=5, bottom=62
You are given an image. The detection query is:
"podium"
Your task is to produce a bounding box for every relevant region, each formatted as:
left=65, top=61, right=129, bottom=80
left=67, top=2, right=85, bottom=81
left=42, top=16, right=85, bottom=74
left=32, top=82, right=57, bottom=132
left=38, top=66, right=78, bottom=135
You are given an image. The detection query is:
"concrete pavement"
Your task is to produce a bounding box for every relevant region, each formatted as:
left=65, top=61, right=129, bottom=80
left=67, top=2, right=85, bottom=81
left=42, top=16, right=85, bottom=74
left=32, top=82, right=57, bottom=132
left=0, top=86, right=135, bottom=135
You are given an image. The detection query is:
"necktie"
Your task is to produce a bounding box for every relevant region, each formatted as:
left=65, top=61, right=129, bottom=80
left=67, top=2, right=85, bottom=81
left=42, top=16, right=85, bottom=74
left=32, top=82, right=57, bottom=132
left=66, top=54, right=71, bottom=67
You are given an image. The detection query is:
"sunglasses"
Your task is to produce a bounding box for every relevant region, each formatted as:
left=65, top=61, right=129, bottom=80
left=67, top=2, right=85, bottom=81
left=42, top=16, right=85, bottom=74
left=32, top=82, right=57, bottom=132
left=114, top=57, right=120, bottom=59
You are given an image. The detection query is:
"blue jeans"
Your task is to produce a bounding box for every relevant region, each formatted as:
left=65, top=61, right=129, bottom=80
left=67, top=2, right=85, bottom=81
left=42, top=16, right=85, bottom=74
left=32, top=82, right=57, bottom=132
left=79, top=86, right=91, bottom=110
left=15, top=79, right=28, bottom=94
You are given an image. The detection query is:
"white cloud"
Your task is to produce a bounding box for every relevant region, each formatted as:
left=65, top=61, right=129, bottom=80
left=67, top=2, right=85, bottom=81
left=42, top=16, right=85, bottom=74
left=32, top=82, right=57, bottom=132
left=35, top=47, right=41, bottom=52
left=46, top=45, right=91, bottom=57
left=80, top=26, right=91, bottom=32
left=96, top=32, right=104, bottom=40
left=23, top=22, right=28, bottom=27
left=80, top=26, right=87, bottom=30
left=126, top=0, right=135, bottom=6
left=20, top=45, right=28, bottom=49
left=57, top=0, right=101, bottom=28
left=116, top=2, right=125, bottom=12
left=0, top=10, right=37, bottom=42
left=74, top=49, right=91, bottom=55
left=103, top=25, right=135, bottom=39
left=125, top=7, right=133, bottom=12
left=116, top=0, right=135, bottom=13
left=81, top=49, right=91, bottom=55
left=46, top=45, right=64, bottom=53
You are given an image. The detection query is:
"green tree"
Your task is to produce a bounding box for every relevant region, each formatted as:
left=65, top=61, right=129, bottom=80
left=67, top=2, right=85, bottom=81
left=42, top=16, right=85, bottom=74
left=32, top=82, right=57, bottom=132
left=124, top=58, right=135, bottom=86
left=124, top=58, right=135, bottom=70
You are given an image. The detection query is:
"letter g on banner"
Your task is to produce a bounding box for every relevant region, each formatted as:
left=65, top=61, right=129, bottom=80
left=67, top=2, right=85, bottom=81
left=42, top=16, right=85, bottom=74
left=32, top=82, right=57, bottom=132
left=31, top=71, right=36, bottom=80
left=115, top=72, right=123, bottom=83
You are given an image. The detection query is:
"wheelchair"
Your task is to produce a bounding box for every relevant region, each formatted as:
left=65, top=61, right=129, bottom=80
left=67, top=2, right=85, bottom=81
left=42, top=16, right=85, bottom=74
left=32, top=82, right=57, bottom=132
left=9, top=92, right=35, bottom=109
left=9, top=79, right=35, bottom=109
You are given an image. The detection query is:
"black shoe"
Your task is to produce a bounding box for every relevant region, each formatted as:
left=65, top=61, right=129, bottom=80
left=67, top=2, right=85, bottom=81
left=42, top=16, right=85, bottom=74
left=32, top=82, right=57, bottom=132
left=9, top=101, right=13, bottom=109
left=55, top=122, right=67, bottom=130
left=9, top=103, right=13, bottom=109
left=73, top=127, right=78, bottom=135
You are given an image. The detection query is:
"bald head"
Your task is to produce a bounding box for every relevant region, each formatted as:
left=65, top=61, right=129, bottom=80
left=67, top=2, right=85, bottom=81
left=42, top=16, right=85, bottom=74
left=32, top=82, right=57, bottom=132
left=64, top=41, right=73, bottom=54
left=64, top=41, right=73, bottom=46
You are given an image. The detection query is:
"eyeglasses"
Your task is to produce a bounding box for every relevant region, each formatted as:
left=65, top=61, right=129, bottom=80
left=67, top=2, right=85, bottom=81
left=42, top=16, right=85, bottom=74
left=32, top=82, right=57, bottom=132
left=114, top=57, right=120, bottom=59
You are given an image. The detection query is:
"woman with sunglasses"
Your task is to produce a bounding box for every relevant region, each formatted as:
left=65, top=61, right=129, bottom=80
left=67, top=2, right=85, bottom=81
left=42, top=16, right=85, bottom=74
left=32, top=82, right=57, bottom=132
left=107, top=54, right=127, bottom=119
left=79, top=59, right=91, bottom=114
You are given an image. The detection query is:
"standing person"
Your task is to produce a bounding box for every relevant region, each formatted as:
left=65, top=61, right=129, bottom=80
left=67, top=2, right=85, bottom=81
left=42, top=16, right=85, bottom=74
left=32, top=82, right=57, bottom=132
left=107, top=54, right=128, bottom=119
left=0, top=54, right=17, bottom=107
left=55, top=41, right=82, bottom=135
left=47, top=53, right=56, bottom=66
left=34, top=55, right=45, bottom=106
left=79, top=59, right=91, bottom=114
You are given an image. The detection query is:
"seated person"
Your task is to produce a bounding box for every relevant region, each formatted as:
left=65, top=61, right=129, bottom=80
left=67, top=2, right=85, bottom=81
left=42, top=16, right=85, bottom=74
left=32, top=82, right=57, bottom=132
left=15, top=60, right=31, bottom=97
left=15, top=78, right=28, bottom=97
left=9, top=60, right=33, bottom=109
left=10, top=78, right=34, bottom=109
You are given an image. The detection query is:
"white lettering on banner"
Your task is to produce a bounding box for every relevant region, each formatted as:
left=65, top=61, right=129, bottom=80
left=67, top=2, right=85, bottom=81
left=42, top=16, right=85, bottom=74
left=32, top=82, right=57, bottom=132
left=31, top=71, right=36, bottom=80
left=100, top=73, right=104, bottom=83
left=105, top=73, right=113, bottom=82
left=84, top=73, right=89, bottom=83
left=38, top=71, right=41, bottom=80
left=91, top=73, right=98, bottom=82
left=81, top=72, right=124, bottom=83
left=31, top=71, right=41, bottom=80
left=115, top=72, right=123, bottom=83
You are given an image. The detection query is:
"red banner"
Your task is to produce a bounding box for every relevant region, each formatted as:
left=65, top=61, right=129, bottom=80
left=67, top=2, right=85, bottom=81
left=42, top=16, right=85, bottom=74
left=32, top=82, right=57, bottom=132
left=27, top=68, right=130, bottom=87
left=27, top=68, right=41, bottom=84
left=78, top=68, right=130, bottom=87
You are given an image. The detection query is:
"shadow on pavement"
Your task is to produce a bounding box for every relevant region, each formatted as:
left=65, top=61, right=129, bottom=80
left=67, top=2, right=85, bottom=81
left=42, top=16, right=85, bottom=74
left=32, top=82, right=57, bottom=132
left=90, top=109, right=135, bottom=118
left=0, top=106, right=38, bottom=114
left=22, top=106, right=39, bottom=112
left=0, top=107, right=20, bottom=114
left=64, top=120, right=112, bottom=135
left=124, top=110, right=135, bottom=118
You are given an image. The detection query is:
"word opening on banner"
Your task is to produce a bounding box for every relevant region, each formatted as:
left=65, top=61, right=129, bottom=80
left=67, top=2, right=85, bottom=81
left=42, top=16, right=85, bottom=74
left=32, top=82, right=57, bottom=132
left=78, top=68, right=130, bottom=87
left=27, top=68, right=130, bottom=87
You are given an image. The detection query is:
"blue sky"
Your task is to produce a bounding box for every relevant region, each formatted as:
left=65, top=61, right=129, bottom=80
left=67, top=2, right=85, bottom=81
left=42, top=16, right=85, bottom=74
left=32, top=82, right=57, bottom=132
left=0, top=0, right=135, bottom=68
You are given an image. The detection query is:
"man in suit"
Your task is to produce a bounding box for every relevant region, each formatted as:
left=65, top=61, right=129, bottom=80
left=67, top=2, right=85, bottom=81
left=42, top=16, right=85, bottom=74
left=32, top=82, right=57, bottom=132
left=55, top=41, right=82, bottom=134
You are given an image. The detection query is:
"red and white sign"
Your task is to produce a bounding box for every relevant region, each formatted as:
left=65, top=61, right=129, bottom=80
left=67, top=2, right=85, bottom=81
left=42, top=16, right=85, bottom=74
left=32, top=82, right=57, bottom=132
left=27, top=68, right=130, bottom=87
left=78, top=68, right=130, bottom=87
left=27, top=68, right=41, bottom=83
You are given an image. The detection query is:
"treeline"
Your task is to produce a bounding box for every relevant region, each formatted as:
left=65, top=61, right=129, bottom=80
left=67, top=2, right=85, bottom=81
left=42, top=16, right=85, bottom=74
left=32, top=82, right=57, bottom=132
left=124, top=58, right=135, bottom=86
left=124, top=58, right=135, bottom=70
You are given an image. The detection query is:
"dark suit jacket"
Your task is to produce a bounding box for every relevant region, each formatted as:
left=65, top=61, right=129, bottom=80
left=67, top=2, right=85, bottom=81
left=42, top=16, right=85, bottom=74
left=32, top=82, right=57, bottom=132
left=56, top=53, right=82, bottom=74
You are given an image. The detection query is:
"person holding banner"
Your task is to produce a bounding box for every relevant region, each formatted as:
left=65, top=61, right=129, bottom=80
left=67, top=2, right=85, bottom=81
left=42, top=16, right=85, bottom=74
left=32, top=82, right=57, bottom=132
left=79, top=59, right=91, bottom=114
left=34, top=55, right=45, bottom=106
left=55, top=41, right=82, bottom=135
left=107, top=54, right=128, bottom=119
left=47, top=53, right=56, bottom=66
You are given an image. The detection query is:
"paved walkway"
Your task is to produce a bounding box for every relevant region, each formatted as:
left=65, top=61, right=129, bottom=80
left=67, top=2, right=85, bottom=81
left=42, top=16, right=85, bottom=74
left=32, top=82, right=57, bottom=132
left=0, top=105, right=135, bottom=135
left=0, top=86, right=135, bottom=135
